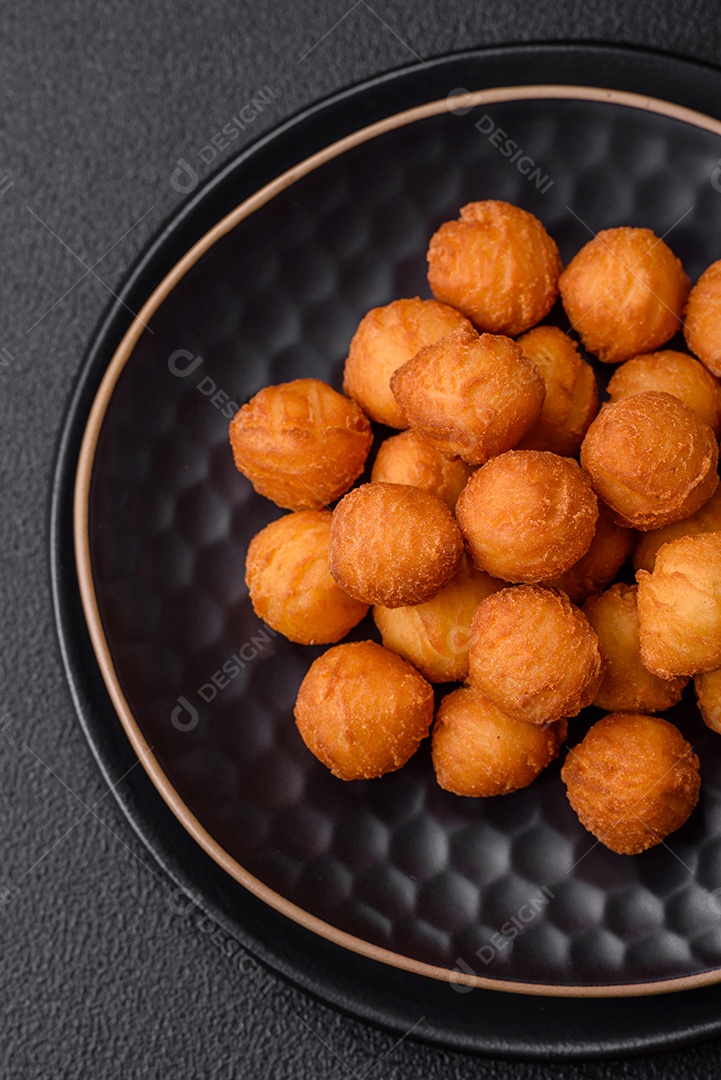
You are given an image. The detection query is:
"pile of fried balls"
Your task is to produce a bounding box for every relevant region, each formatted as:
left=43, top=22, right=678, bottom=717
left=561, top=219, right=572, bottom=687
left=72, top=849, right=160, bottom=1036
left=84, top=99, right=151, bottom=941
left=229, top=199, right=721, bottom=856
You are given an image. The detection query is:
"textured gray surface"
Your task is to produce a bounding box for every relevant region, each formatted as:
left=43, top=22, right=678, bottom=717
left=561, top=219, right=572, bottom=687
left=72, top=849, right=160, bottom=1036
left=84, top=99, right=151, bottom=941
left=4, top=1, right=721, bottom=1076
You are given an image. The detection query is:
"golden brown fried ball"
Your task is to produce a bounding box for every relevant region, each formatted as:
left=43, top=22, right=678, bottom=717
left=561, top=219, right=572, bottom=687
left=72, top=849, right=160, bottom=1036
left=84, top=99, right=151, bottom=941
left=329, top=482, right=464, bottom=607
left=389, top=326, right=545, bottom=465
left=606, top=350, right=721, bottom=436
left=549, top=505, right=635, bottom=604
left=245, top=510, right=369, bottom=645
left=432, top=686, right=567, bottom=797
left=561, top=713, right=700, bottom=855
left=633, top=486, right=721, bottom=574
left=294, top=641, right=434, bottom=780
left=694, top=668, right=721, bottom=735
left=342, top=297, right=473, bottom=428
left=515, top=326, right=600, bottom=455
left=580, top=391, right=719, bottom=530
left=684, top=260, right=721, bottom=376
left=468, top=585, right=604, bottom=725
left=427, top=200, right=562, bottom=335
left=229, top=378, right=372, bottom=510
left=559, top=227, right=690, bottom=364
left=371, top=429, right=474, bottom=510
left=636, top=532, right=721, bottom=678
left=373, top=554, right=503, bottom=683
left=455, top=450, right=598, bottom=583
left=584, top=584, right=688, bottom=712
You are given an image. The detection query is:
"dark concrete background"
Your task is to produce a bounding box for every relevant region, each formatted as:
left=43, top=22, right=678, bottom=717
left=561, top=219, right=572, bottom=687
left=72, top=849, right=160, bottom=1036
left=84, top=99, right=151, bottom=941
left=3, top=1, right=721, bottom=1075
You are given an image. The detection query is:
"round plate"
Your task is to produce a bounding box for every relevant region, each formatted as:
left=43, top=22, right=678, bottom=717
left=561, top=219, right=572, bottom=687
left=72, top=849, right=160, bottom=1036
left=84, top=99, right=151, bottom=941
left=52, top=46, right=721, bottom=1058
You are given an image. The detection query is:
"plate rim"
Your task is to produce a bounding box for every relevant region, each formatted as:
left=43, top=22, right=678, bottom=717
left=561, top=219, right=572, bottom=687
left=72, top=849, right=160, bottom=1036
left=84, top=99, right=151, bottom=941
left=73, top=82, right=721, bottom=999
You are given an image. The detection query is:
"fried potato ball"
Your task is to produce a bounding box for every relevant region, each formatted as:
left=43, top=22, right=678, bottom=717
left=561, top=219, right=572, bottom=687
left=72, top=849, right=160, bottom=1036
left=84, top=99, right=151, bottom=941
left=432, top=686, right=567, bottom=797
left=579, top=391, right=719, bottom=530
left=455, top=450, right=598, bottom=583
left=684, top=260, right=721, bottom=376
left=694, top=668, right=721, bottom=735
left=606, top=350, right=721, bottom=436
left=245, top=510, right=369, bottom=645
left=294, top=640, right=434, bottom=780
left=329, top=482, right=463, bottom=607
left=468, top=585, right=604, bottom=725
left=342, top=297, right=473, bottom=428
left=636, top=532, right=721, bottom=678
left=373, top=554, right=503, bottom=683
left=229, top=378, right=372, bottom=510
left=514, top=326, right=600, bottom=455
left=561, top=713, right=700, bottom=855
left=389, top=326, right=545, bottom=465
left=584, top=584, right=688, bottom=712
left=633, top=485, right=721, bottom=574
left=559, top=227, right=690, bottom=364
left=549, top=505, right=635, bottom=604
left=370, top=429, right=474, bottom=510
left=427, top=200, right=562, bottom=335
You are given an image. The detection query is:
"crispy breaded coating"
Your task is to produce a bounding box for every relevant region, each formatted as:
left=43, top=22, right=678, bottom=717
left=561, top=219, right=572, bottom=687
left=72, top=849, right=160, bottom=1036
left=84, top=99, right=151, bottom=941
left=684, top=259, right=721, bottom=376
left=427, top=200, right=562, bottom=335
left=636, top=532, right=721, bottom=678
left=390, top=326, right=545, bottom=465
left=559, top=227, right=689, bottom=363
left=371, top=429, right=474, bottom=510
left=329, top=482, right=463, bottom=607
left=549, top=504, right=635, bottom=604
left=343, top=297, right=472, bottom=427
left=694, top=668, right=721, bottom=735
left=373, top=554, right=503, bottom=683
left=455, top=450, right=598, bottom=583
left=561, top=713, right=700, bottom=855
left=432, top=686, right=567, bottom=797
left=584, top=583, right=688, bottom=712
left=515, top=326, right=600, bottom=455
left=607, top=349, right=721, bottom=436
left=580, top=391, right=719, bottom=530
left=468, top=585, right=604, bottom=725
left=633, top=486, right=721, bottom=574
left=229, top=378, right=372, bottom=510
left=294, top=640, right=434, bottom=780
left=245, top=510, right=368, bottom=644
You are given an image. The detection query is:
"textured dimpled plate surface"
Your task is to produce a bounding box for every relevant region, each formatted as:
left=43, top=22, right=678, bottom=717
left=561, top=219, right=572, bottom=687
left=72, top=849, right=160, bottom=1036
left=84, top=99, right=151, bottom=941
left=89, top=96, right=721, bottom=990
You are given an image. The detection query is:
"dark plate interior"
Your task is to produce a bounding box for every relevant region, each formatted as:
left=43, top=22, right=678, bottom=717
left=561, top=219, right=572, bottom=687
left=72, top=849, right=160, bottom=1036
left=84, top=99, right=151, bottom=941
left=52, top=45, right=721, bottom=1058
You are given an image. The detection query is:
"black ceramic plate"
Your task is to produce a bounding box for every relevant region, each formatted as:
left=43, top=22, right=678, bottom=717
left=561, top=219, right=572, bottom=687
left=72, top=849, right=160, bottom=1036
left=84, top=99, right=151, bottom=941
left=52, top=46, right=721, bottom=1058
